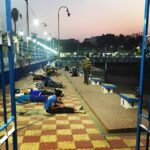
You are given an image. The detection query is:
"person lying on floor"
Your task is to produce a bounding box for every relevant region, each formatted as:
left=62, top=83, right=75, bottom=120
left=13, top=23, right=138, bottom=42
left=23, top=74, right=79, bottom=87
left=29, top=72, right=46, bottom=80
left=42, top=76, right=65, bottom=89
left=16, top=90, right=85, bottom=114
left=15, top=90, right=63, bottom=104
left=16, top=94, right=47, bottom=104
left=45, top=91, right=85, bottom=114
left=15, top=88, right=64, bottom=97
left=41, top=65, right=61, bottom=76
left=32, top=74, right=65, bottom=89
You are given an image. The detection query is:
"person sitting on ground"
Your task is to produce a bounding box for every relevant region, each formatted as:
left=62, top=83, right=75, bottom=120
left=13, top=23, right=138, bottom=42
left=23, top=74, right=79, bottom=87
left=64, top=66, right=69, bottom=71
left=71, top=67, right=78, bottom=77
left=45, top=90, right=85, bottom=114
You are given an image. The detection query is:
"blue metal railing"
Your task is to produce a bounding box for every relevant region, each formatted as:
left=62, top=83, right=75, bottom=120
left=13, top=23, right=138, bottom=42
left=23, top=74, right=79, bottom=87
left=136, top=0, right=150, bottom=149
left=0, top=0, right=18, bottom=149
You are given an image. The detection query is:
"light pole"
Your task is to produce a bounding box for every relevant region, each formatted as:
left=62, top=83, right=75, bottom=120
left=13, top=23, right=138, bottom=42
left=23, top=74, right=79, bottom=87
left=19, top=30, right=24, bottom=55
left=25, top=0, right=30, bottom=37
left=58, top=6, right=71, bottom=60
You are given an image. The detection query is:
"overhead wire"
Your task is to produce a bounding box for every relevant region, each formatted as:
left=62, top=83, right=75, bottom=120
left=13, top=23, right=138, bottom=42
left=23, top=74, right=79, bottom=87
left=28, top=1, right=39, bottom=19
left=27, top=1, right=48, bottom=35
left=27, top=1, right=57, bottom=55
left=28, top=1, right=47, bottom=30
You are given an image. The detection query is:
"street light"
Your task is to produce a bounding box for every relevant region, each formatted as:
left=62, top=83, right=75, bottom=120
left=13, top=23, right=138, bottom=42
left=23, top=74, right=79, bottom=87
left=25, top=0, right=30, bottom=37
left=33, top=19, right=40, bottom=26
left=19, top=30, right=24, bottom=39
left=44, top=31, right=47, bottom=35
left=19, top=30, right=24, bottom=55
left=33, top=20, right=48, bottom=36
left=58, top=6, right=71, bottom=59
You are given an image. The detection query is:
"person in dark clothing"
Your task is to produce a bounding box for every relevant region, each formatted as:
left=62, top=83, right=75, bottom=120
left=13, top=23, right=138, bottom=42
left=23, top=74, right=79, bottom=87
left=41, top=65, right=61, bottom=76
left=18, top=55, right=26, bottom=77
left=29, top=72, right=46, bottom=80
left=43, top=76, right=65, bottom=88
left=71, top=67, right=78, bottom=77
left=64, top=66, right=69, bottom=71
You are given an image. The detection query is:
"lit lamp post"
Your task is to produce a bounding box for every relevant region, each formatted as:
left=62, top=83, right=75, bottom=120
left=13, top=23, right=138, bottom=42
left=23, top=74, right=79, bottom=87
left=19, top=30, right=24, bottom=55
left=19, top=30, right=24, bottom=40
left=58, top=6, right=71, bottom=59
left=25, top=0, right=30, bottom=37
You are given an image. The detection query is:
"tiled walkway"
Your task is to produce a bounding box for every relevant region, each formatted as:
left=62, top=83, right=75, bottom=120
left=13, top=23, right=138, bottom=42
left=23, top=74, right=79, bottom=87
left=0, top=70, right=148, bottom=149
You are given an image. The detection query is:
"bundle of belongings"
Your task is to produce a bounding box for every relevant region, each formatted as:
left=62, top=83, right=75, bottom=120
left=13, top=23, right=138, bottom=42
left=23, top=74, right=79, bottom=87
left=71, top=67, right=79, bottom=77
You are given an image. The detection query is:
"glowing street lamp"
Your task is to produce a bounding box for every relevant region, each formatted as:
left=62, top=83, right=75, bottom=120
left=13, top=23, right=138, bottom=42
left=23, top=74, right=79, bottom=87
left=33, top=19, right=40, bottom=26
left=19, top=30, right=24, bottom=38
left=25, top=0, right=30, bottom=36
left=44, top=31, right=47, bottom=35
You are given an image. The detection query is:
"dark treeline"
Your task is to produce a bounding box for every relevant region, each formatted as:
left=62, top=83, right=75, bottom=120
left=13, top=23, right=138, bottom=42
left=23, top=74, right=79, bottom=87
left=60, top=33, right=142, bottom=53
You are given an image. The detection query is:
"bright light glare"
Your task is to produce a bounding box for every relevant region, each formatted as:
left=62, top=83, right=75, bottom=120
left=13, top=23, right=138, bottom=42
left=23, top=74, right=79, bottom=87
left=44, top=31, right=47, bottom=35
left=19, top=30, right=24, bottom=36
left=33, top=19, right=40, bottom=26
left=48, top=36, right=51, bottom=41
left=37, top=41, right=58, bottom=55
left=26, top=36, right=31, bottom=42
left=33, top=39, right=36, bottom=43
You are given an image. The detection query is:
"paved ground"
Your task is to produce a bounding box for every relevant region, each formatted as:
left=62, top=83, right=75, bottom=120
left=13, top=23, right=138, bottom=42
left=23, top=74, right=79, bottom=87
left=0, top=69, right=149, bottom=149
left=63, top=71, right=147, bottom=133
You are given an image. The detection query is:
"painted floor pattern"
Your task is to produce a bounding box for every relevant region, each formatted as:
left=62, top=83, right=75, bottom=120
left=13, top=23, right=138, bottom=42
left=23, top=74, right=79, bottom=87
left=0, top=70, right=149, bottom=150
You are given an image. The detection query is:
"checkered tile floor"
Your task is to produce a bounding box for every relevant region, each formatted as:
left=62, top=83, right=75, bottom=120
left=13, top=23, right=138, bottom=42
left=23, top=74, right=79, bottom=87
left=0, top=70, right=149, bottom=149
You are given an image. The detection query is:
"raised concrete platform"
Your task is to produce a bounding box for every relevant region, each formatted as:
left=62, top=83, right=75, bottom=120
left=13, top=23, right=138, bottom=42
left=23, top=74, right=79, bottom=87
left=64, top=71, right=147, bottom=133
left=101, top=83, right=117, bottom=93
left=90, top=77, right=102, bottom=85
left=120, top=93, right=139, bottom=109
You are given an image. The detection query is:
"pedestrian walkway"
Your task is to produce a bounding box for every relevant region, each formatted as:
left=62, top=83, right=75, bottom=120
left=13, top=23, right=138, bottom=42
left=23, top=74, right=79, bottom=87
left=0, top=69, right=148, bottom=149
left=63, top=70, right=148, bottom=133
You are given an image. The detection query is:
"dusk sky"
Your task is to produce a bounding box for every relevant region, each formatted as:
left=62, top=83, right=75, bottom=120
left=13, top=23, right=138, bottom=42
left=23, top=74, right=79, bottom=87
left=0, top=0, right=145, bottom=41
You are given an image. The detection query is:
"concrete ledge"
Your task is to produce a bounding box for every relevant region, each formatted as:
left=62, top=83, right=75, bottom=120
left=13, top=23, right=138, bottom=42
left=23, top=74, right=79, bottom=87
left=89, top=77, right=102, bottom=85
left=101, top=83, right=117, bottom=93
left=120, top=93, right=139, bottom=109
